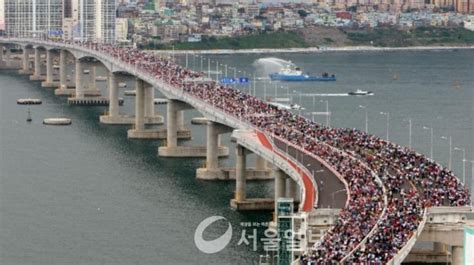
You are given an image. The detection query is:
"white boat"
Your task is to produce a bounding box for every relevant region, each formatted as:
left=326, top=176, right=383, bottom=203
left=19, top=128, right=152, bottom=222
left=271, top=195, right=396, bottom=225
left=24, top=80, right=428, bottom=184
left=118, top=82, right=127, bottom=88
left=83, top=69, right=90, bottom=74
left=348, top=89, right=374, bottom=96
left=269, top=102, right=304, bottom=110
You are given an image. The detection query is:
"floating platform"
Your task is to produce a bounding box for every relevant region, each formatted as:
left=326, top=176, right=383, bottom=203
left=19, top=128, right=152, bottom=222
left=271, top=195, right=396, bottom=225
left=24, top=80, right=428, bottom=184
left=154, top=98, right=168, bottom=105
left=124, top=90, right=136, bottom=96
left=68, top=97, right=124, bottom=106
left=17, top=98, right=42, bottom=105
left=191, top=117, right=208, bottom=125
left=43, top=118, right=72, bottom=125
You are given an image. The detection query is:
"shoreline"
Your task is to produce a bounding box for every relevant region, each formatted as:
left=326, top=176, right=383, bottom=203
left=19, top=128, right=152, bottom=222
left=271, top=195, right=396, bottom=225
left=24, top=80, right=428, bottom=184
left=149, top=45, right=474, bottom=55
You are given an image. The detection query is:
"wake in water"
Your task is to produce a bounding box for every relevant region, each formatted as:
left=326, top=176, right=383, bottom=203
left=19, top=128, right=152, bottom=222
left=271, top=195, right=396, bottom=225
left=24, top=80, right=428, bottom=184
left=253, top=57, right=294, bottom=77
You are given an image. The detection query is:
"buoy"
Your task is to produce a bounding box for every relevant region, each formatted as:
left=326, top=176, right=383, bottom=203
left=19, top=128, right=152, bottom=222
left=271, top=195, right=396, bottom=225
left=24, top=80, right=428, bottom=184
left=43, top=118, right=72, bottom=125
left=17, top=98, right=42, bottom=105
left=26, top=107, right=32, bottom=122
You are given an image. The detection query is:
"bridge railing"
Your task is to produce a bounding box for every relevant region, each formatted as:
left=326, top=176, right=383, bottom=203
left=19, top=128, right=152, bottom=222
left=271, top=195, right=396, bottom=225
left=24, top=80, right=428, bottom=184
left=4, top=38, right=461, bottom=264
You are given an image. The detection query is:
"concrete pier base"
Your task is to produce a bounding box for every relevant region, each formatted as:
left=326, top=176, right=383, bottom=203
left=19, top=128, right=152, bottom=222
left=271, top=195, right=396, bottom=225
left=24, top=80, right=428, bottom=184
left=41, top=81, right=60, bottom=88
left=158, top=146, right=228, bottom=157
left=30, top=75, right=46, bottom=81
left=100, top=115, right=164, bottom=125
left=55, top=88, right=101, bottom=97
left=196, top=167, right=272, bottom=180
left=18, top=69, right=33, bottom=75
left=127, top=128, right=191, bottom=140
left=230, top=198, right=274, bottom=211
left=68, top=97, right=123, bottom=106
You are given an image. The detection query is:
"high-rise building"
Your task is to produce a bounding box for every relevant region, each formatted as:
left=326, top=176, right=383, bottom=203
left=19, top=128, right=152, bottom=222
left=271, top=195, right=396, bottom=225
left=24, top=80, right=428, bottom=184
left=62, top=0, right=116, bottom=43
left=4, top=0, right=63, bottom=38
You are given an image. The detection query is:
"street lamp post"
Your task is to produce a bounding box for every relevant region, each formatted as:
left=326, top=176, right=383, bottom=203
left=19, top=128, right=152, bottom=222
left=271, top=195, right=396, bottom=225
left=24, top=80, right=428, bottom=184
left=440, top=136, right=452, bottom=169
left=454, top=147, right=466, bottom=184
left=359, top=105, right=368, bottom=133
left=379, top=112, right=390, bottom=141
left=423, top=126, right=434, bottom=159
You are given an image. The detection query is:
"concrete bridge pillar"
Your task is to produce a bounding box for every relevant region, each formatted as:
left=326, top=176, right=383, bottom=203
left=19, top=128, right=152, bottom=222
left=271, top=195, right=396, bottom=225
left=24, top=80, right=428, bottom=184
left=274, top=169, right=287, bottom=211
left=30, top=48, right=44, bottom=81
left=256, top=155, right=268, bottom=171
left=19, top=47, right=31, bottom=74
left=41, top=50, right=57, bottom=88
left=144, top=84, right=155, bottom=118
left=235, top=145, right=247, bottom=202
left=108, top=72, right=119, bottom=118
left=5, top=48, right=12, bottom=67
left=59, top=49, right=67, bottom=90
left=46, top=50, right=53, bottom=83
left=89, top=66, right=97, bottom=90
left=452, top=246, right=463, bottom=265
left=0, top=44, right=3, bottom=62
left=230, top=144, right=274, bottom=211
left=157, top=100, right=227, bottom=157
left=287, top=177, right=299, bottom=202
left=134, top=78, right=145, bottom=132
left=433, top=242, right=447, bottom=253
left=74, top=59, right=84, bottom=98
left=196, top=121, right=233, bottom=180
left=165, top=99, right=179, bottom=148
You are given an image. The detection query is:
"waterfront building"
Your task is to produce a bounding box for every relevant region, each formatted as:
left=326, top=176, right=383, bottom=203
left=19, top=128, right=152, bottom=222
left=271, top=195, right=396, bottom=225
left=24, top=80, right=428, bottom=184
left=61, top=0, right=116, bottom=43
left=4, top=0, right=63, bottom=38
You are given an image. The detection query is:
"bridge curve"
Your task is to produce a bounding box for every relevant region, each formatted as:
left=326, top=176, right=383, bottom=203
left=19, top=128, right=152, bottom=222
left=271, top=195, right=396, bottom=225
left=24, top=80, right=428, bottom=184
left=1, top=38, right=470, bottom=264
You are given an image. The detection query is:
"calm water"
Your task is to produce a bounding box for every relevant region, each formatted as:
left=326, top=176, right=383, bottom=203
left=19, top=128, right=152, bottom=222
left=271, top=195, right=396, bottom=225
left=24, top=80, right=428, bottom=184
left=1, top=49, right=473, bottom=264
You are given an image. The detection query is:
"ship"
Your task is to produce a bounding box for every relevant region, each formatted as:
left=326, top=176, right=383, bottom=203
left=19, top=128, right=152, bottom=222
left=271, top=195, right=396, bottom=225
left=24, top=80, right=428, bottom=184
left=269, top=65, right=336, bottom=82
left=348, top=89, right=374, bottom=96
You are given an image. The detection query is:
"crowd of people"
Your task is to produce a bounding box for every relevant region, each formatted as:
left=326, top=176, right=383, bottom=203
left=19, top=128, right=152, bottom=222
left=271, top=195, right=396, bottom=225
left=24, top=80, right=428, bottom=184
left=47, top=39, right=470, bottom=263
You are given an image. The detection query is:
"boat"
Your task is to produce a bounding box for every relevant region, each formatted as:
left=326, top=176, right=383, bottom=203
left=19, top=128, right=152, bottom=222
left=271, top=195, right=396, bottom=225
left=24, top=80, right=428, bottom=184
left=269, top=65, right=336, bottom=82
left=348, top=89, right=374, bottom=96
left=268, top=101, right=304, bottom=110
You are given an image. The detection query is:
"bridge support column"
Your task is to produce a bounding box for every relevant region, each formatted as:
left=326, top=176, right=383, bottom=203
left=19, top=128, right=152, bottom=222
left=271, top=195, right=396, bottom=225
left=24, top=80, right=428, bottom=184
left=100, top=76, right=162, bottom=125
left=89, top=66, right=98, bottom=91
left=452, top=246, right=463, bottom=265
left=41, top=50, right=58, bottom=88
left=230, top=145, right=274, bottom=211
left=19, top=47, right=32, bottom=75
left=135, top=79, right=145, bottom=131
left=74, top=59, right=84, bottom=98
left=433, top=242, right=447, bottom=253
left=287, top=177, right=299, bottom=203
left=274, top=169, right=287, bottom=211
left=127, top=80, right=165, bottom=137
left=0, top=44, right=3, bottom=63
left=54, top=49, right=68, bottom=93
left=5, top=48, right=12, bottom=67
left=30, top=48, right=45, bottom=81
left=196, top=121, right=233, bottom=180
left=157, top=100, right=224, bottom=156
